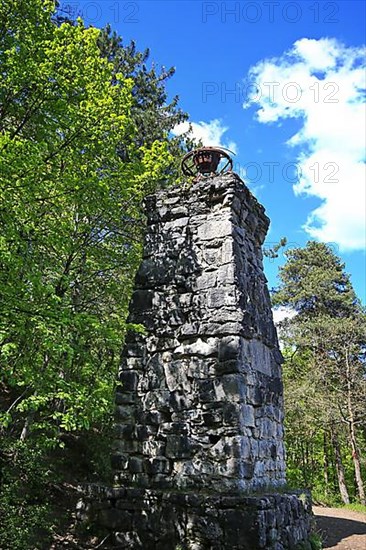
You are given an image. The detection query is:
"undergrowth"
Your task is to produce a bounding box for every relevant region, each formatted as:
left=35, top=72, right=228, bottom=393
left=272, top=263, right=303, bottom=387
left=0, top=428, right=113, bottom=550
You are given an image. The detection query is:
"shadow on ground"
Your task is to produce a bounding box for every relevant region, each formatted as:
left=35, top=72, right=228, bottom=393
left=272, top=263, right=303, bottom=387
left=315, top=513, right=366, bottom=548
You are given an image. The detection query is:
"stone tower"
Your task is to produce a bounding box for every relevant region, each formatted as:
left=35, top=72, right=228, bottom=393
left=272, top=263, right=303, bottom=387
left=113, top=172, right=286, bottom=492
left=79, top=172, right=312, bottom=549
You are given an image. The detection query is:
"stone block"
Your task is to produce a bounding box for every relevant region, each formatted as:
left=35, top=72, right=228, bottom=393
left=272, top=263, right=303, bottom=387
left=259, top=419, right=275, bottom=439
left=202, top=247, right=222, bottom=266
left=128, top=457, right=144, bottom=473
left=111, top=453, right=129, bottom=470
left=210, top=308, right=243, bottom=324
left=130, top=290, right=154, bottom=312
left=114, top=424, right=135, bottom=440
left=175, top=337, right=218, bottom=357
left=135, top=424, right=156, bottom=440
left=219, top=374, right=246, bottom=402
left=201, top=321, right=243, bottom=336
left=164, top=217, right=189, bottom=231
left=242, top=339, right=273, bottom=376
left=165, top=434, right=195, bottom=459
left=197, top=218, right=232, bottom=241
left=195, top=270, right=217, bottom=290
left=218, top=458, right=254, bottom=478
left=217, top=263, right=236, bottom=285
left=246, top=385, right=265, bottom=406
left=118, top=370, right=139, bottom=392
left=113, top=391, right=136, bottom=405
left=197, top=379, right=216, bottom=403
left=145, top=457, right=172, bottom=475
left=215, top=359, right=240, bottom=375
left=186, top=357, right=215, bottom=379
left=180, top=322, right=200, bottom=337
left=135, top=257, right=174, bottom=287
left=220, top=508, right=258, bottom=548
left=170, top=206, right=189, bottom=218
left=98, top=508, right=132, bottom=530
left=142, top=390, right=171, bottom=411
left=142, top=440, right=166, bottom=457
left=240, top=404, right=256, bottom=427
left=207, top=287, right=237, bottom=308
left=114, top=404, right=134, bottom=421
left=221, top=238, right=234, bottom=264
left=136, top=409, right=164, bottom=425
left=218, top=335, right=240, bottom=361
left=162, top=359, right=191, bottom=393
left=169, top=389, right=194, bottom=411
left=222, top=402, right=240, bottom=425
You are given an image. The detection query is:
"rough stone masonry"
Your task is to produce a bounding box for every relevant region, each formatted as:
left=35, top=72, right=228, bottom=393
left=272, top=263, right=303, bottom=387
left=78, top=172, right=312, bottom=549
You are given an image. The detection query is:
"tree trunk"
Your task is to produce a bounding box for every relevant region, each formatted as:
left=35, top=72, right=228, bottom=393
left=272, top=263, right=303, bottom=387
left=345, top=349, right=365, bottom=505
left=348, top=419, right=365, bottom=504
left=331, top=429, right=350, bottom=504
left=300, top=439, right=308, bottom=486
left=323, top=431, right=329, bottom=496
left=20, top=412, right=34, bottom=442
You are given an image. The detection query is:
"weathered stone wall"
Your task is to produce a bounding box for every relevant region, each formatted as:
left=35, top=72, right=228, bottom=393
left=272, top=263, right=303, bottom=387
left=78, top=486, right=313, bottom=550
left=112, top=172, right=286, bottom=493
left=78, top=172, right=313, bottom=548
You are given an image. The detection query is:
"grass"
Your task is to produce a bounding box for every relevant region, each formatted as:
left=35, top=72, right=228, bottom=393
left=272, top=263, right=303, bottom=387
left=312, top=491, right=366, bottom=514
left=342, top=503, right=366, bottom=514
left=309, top=533, right=323, bottom=550
left=310, top=489, right=366, bottom=511
left=295, top=533, right=323, bottom=550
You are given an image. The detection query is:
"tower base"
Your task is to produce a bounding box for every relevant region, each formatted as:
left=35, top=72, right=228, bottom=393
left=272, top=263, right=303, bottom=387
left=77, top=485, right=313, bottom=549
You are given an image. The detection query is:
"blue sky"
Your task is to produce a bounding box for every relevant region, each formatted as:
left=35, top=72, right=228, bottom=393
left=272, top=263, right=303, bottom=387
left=61, top=0, right=366, bottom=304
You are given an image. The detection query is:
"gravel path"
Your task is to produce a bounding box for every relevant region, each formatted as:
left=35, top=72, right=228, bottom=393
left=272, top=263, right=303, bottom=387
left=313, top=506, right=366, bottom=550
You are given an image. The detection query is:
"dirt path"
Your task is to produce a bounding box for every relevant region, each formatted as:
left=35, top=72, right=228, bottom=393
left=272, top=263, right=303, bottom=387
left=313, top=506, right=366, bottom=550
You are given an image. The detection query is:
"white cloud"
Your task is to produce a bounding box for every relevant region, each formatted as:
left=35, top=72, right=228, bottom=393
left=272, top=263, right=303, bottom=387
left=272, top=306, right=297, bottom=325
left=172, top=119, right=237, bottom=154
left=243, top=37, right=366, bottom=252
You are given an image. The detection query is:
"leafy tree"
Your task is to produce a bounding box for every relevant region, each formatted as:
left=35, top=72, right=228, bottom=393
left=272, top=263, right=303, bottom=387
left=282, top=345, right=353, bottom=504
left=0, top=1, right=184, bottom=546
left=97, top=25, right=188, bottom=145
left=53, top=2, right=195, bottom=176
left=273, top=241, right=358, bottom=318
left=274, top=242, right=366, bottom=504
left=0, top=0, right=175, bottom=438
left=0, top=0, right=169, bottom=441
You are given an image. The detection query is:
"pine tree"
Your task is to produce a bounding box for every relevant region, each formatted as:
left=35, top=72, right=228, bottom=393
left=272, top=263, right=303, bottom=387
left=274, top=241, right=366, bottom=504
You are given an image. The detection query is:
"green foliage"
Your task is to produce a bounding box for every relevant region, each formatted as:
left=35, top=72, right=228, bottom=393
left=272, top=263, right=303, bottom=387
left=0, top=3, right=187, bottom=546
left=275, top=241, right=366, bottom=505
left=273, top=241, right=359, bottom=318
left=310, top=533, right=323, bottom=550
left=263, top=237, right=287, bottom=259
left=95, top=23, right=197, bottom=180
left=0, top=0, right=174, bottom=443
left=0, top=439, right=54, bottom=549
left=0, top=428, right=114, bottom=549
left=294, top=532, right=323, bottom=550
